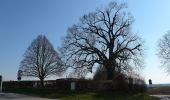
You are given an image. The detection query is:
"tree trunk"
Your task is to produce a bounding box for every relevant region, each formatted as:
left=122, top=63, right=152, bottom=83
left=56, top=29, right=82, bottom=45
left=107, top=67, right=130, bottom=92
left=105, top=60, right=116, bottom=80
left=106, top=67, right=114, bottom=80
left=40, top=77, right=44, bottom=88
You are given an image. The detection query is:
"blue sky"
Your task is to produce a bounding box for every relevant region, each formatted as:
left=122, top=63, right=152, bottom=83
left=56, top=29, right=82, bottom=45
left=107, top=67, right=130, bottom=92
left=0, top=0, right=170, bottom=84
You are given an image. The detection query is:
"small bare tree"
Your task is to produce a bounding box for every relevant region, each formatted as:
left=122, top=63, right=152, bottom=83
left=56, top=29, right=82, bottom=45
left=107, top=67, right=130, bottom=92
left=158, top=31, right=170, bottom=73
left=60, top=1, right=144, bottom=80
left=19, top=35, right=65, bottom=87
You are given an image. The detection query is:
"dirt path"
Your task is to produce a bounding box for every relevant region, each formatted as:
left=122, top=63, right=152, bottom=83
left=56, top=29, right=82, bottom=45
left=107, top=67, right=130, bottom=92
left=151, top=95, right=170, bottom=100
left=0, top=93, right=58, bottom=100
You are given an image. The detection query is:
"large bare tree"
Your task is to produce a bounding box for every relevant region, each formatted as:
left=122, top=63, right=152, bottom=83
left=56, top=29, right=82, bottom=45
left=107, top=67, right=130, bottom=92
left=20, top=35, right=65, bottom=87
left=158, top=31, right=170, bottom=73
left=60, top=2, right=144, bottom=80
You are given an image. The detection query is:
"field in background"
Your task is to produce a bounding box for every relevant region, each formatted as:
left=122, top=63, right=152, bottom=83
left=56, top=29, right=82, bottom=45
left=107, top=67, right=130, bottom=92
left=148, top=86, right=170, bottom=94
left=147, top=84, right=170, bottom=95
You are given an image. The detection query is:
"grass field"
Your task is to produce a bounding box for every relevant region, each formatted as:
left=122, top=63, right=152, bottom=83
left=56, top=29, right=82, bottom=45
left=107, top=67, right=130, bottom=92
left=4, top=88, right=159, bottom=100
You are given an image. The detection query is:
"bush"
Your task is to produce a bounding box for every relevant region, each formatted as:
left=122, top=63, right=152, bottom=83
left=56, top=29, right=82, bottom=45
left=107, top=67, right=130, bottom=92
left=3, top=77, right=147, bottom=93
left=127, top=77, right=147, bottom=93
left=93, top=65, right=107, bottom=80
left=3, top=81, right=34, bottom=88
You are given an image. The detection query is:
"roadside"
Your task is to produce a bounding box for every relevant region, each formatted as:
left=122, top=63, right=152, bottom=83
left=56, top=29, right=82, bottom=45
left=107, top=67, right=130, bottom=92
left=148, top=86, right=170, bottom=100
left=2, top=87, right=159, bottom=100
left=150, top=95, right=170, bottom=100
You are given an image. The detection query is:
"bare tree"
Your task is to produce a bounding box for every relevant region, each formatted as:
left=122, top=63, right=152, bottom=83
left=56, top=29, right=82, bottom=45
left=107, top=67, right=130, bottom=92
left=20, top=35, right=65, bottom=87
left=158, top=31, right=170, bottom=73
left=60, top=2, right=144, bottom=80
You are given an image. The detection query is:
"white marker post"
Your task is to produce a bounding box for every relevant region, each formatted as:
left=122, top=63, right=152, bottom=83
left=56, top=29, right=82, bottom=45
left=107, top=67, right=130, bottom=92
left=0, top=75, right=2, bottom=92
left=71, top=82, right=75, bottom=91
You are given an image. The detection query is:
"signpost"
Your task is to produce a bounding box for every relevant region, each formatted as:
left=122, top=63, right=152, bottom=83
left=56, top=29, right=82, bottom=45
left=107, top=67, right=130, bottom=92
left=149, top=79, right=152, bottom=85
left=17, top=70, right=22, bottom=81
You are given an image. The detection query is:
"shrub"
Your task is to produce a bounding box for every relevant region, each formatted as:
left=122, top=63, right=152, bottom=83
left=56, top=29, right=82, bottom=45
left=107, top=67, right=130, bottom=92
left=127, top=77, right=147, bottom=93
left=93, top=65, right=107, bottom=80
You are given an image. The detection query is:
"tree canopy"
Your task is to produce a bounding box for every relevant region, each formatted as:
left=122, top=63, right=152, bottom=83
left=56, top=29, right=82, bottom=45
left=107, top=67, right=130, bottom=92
left=20, top=35, right=65, bottom=86
left=158, top=31, right=170, bottom=73
left=60, top=2, right=144, bottom=80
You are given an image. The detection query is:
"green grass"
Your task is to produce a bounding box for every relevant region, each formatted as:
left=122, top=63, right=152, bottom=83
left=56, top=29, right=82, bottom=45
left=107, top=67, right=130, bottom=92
left=61, top=92, right=159, bottom=100
left=4, top=87, right=159, bottom=100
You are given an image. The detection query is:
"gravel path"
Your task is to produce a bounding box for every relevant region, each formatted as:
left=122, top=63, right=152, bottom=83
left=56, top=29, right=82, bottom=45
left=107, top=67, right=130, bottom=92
left=0, top=93, right=58, bottom=100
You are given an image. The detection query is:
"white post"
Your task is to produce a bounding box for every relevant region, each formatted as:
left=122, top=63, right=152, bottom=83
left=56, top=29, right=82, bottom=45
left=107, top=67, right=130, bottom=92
left=71, top=82, right=75, bottom=91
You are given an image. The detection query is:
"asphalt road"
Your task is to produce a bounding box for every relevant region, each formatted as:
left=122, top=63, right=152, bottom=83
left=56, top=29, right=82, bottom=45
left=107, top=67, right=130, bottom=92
left=0, top=93, right=58, bottom=100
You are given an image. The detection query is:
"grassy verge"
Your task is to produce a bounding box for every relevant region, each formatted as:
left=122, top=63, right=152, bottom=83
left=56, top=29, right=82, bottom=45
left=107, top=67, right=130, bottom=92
left=4, top=87, right=159, bottom=100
